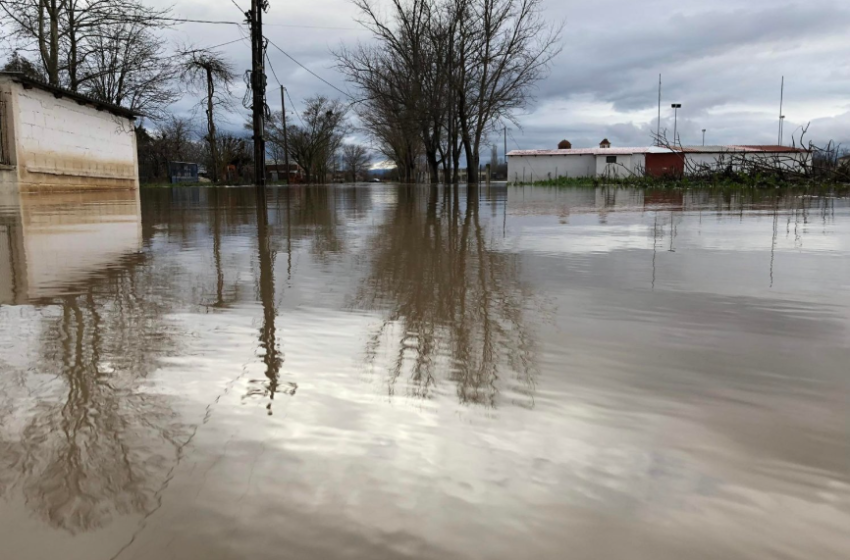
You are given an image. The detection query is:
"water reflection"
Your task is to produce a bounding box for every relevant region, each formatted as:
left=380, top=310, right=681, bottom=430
left=19, top=283, right=181, bottom=533
left=0, top=185, right=848, bottom=560
left=246, top=190, right=288, bottom=414
left=0, top=190, right=142, bottom=304
left=353, top=186, right=537, bottom=407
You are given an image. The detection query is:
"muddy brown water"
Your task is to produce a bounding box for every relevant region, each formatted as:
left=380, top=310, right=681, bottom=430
left=0, top=185, right=848, bottom=560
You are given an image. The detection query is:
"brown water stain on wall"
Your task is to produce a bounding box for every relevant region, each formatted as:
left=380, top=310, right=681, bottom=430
left=17, top=152, right=137, bottom=192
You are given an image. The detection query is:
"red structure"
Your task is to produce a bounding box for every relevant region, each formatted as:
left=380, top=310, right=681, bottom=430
left=645, top=152, right=685, bottom=178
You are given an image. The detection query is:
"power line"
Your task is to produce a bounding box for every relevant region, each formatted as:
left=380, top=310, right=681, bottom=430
left=265, top=51, right=305, bottom=127
left=265, top=52, right=282, bottom=86
left=264, top=36, right=354, bottom=101
left=180, top=37, right=248, bottom=55
left=159, top=17, right=242, bottom=25
left=0, top=2, right=356, bottom=30
left=228, top=0, right=247, bottom=16
left=285, top=88, right=305, bottom=127
left=265, top=23, right=364, bottom=31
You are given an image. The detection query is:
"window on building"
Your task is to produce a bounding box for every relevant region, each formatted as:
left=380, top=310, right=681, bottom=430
left=606, top=156, right=617, bottom=164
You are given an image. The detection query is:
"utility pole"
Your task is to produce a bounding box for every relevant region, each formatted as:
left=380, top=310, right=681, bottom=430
left=503, top=126, right=508, bottom=166
left=656, top=74, right=662, bottom=145
left=702, top=129, right=706, bottom=146
left=778, top=76, right=784, bottom=146
left=280, top=85, right=290, bottom=184
left=671, top=103, right=682, bottom=146
left=250, top=0, right=268, bottom=188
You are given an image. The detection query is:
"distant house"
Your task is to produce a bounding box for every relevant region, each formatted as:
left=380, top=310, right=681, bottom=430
left=507, top=144, right=810, bottom=182
left=266, top=162, right=304, bottom=183
left=169, top=161, right=200, bottom=184
left=0, top=71, right=140, bottom=194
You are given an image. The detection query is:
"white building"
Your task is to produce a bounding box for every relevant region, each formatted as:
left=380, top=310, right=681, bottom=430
left=507, top=139, right=809, bottom=182
left=0, top=71, right=140, bottom=195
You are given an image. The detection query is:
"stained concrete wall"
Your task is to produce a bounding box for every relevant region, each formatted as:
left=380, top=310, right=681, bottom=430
left=685, top=152, right=808, bottom=174
left=596, top=154, right=645, bottom=179
left=0, top=78, right=139, bottom=193
left=508, top=154, right=596, bottom=182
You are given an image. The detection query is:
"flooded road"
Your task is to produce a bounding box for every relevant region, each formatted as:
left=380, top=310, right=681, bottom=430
left=1, top=185, right=849, bottom=560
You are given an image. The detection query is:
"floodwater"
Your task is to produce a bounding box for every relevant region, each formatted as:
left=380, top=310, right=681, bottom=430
left=0, top=184, right=849, bottom=560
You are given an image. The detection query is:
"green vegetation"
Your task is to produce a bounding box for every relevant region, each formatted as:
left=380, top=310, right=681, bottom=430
left=515, top=172, right=850, bottom=191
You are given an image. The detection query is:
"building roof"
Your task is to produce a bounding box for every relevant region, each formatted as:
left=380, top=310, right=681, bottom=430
left=733, top=145, right=808, bottom=153
left=508, top=146, right=675, bottom=156
left=0, top=71, right=139, bottom=119
left=508, top=145, right=809, bottom=157
left=678, top=145, right=809, bottom=153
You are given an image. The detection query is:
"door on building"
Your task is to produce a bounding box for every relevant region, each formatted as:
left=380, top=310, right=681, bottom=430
left=645, top=153, right=685, bottom=178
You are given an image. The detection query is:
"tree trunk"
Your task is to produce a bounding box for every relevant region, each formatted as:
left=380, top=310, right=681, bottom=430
left=460, top=118, right=478, bottom=185
left=38, top=0, right=61, bottom=85
left=206, top=68, right=219, bottom=183
left=68, top=8, right=79, bottom=91
left=426, top=149, right=439, bottom=185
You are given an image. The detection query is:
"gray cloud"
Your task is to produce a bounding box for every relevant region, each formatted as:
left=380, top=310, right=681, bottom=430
left=6, top=0, right=844, bottom=151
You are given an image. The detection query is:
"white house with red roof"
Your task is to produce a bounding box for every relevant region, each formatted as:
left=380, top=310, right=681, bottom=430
left=508, top=138, right=810, bottom=182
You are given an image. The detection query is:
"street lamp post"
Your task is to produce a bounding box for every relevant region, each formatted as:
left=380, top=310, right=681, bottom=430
left=671, top=104, right=682, bottom=146
left=779, top=115, right=786, bottom=145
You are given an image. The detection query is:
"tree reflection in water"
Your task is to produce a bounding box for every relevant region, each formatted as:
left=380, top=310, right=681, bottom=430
left=1, top=257, right=185, bottom=534
left=245, top=188, right=291, bottom=415
left=353, top=186, right=538, bottom=407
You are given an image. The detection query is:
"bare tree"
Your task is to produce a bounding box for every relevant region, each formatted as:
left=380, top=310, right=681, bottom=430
left=266, top=110, right=288, bottom=165
left=0, top=0, right=64, bottom=84
left=457, top=0, right=561, bottom=183
left=338, top=0, right=449, bottom=184
left=179, top=49, right=236, bottom=183
left=342, top=143, right=371, bottom=181
left=0, top=0, right=172, bottom=90
left=81, top=19, right=177, bottom=119
left=286, top=95, right=348, bottom=183
left=338, top=0, right=560, bottom=184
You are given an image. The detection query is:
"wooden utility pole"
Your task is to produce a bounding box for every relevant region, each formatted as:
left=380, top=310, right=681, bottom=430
left=778, top=76, right=785, bottom=146
left=280, top=85, right=290, bottom=184
left=250, top=0, right=267, bottom=188
left=657, top=74, right=662, bottom=145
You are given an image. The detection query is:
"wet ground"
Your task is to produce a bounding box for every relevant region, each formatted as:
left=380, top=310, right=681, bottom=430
left=0, top=185, right=848, bottom=560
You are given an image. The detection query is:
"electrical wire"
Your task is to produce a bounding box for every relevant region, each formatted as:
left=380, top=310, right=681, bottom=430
left=265, top=52, right=282, bottom=86
left=157, top=17, right=242, bottom=25
left=265, top=23, right=363, bottom=31
left=264, top=51, right=305, bottom=128
left=180, top=37, right=248, bottom=55
left=264, top=36, right=354, bottom=101
left=228, top=0, right=247, bottom=16
left=285, top=88, right=305, bottom=127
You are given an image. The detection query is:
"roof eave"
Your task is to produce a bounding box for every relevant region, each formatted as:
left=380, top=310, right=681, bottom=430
left=1, top=71, right=141, bottom=120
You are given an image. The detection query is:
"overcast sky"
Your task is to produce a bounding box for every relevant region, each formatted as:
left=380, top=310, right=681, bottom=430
left=9, top=0, right=849, bottom=152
